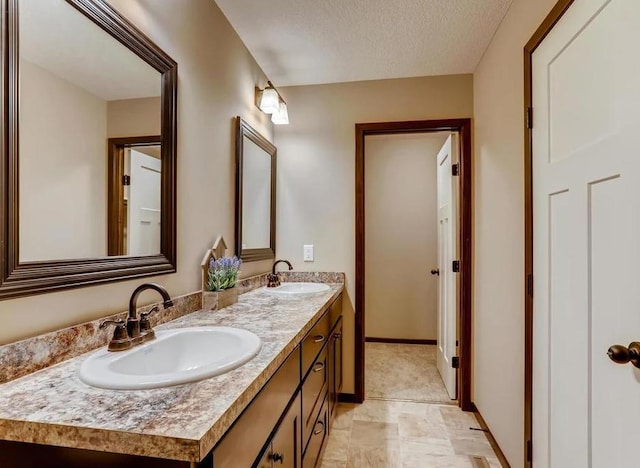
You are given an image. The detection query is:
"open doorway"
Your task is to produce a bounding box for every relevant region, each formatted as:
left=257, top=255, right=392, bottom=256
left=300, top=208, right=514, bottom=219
left=355, top=119, right=473, bottom=411
left=364, top=131, right=455, bottom=404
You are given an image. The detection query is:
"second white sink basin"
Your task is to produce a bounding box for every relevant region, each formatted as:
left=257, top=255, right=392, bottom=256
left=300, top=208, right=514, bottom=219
left=265, top=282, right=330, bottom=296
left=79, top=327, right=261, bottom=390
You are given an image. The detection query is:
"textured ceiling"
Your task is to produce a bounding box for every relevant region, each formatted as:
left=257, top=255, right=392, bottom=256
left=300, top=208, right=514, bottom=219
left=214, top=0, right=513, bottom=86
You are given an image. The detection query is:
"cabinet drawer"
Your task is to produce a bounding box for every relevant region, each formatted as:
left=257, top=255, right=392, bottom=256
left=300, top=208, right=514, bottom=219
left=302, top=347, right=328, bottom=445
left=213, top=348, right=301, bottom=468
left=301, top=311, right=331, bottom=376
left=303, top=396, right=328, bottom=468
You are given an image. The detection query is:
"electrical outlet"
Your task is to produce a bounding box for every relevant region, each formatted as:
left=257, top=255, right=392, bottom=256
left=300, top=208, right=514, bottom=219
left=303, top=244, right=314, bottom=262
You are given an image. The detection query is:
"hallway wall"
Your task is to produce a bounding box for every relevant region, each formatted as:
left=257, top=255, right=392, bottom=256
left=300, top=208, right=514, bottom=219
left=472, top=0, right=558, bottom=465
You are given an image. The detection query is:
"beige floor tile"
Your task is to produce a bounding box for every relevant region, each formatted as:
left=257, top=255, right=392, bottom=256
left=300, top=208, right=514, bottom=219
left=350, top=420, right=399, bottom=448
left=440, top=406, right=479, bottom=430
left=395, top=400, right=443, bottom=418
left=365, top=343, right=451, bottom=403
left=451, top=438, right=497, bottom=459
left=347, top=445, right=402, bottom=468
left=446, top=427, right=493, bottom=443
left=352, top=399, right=402, bottom=423
left=402, top=454, right=475, bottom=468
left=401, top=437, right=455, bottom=457
left=319, top=460, right=347, bottom=468
left=468, top=456, right=492, bottom=467
left=398, top=412, right=448, bottom=440
left=485, top=456, right=505, bottom=468
left=333, top=403, right=357, bottom=431
left=323, top=429, right=351, bottom=462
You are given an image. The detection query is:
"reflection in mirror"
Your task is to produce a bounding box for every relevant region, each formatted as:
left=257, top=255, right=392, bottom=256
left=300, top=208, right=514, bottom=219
left=242, top=136, right=272, bottom=249
left=235, top=117, right=276, bottom=262
left=107, top=137, right=162, bottom=257
left=18, top=0, right=162, bottom=262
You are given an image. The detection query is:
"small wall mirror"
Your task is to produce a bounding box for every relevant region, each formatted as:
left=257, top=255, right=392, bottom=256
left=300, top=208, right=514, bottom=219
left=0, top=0, right=177, bottom=299
left=235, top=117, right=276, bottom=262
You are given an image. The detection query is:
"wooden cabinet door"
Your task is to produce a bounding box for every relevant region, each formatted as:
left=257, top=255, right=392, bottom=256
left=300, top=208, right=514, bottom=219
left=256, top=444, right=273, bottom=468
left=332, top=318, right=343, bottom=414
left=328, top=317, right=343, bottom=420
left=270, top=393, right=301, bottom=468
left=328, top=328, right=336, bottom=418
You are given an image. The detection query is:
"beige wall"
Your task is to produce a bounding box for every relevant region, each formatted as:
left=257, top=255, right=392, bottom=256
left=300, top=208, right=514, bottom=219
left=473, top=0, right=557, bottom=465
left=0, top=0, right=274, bottom=344
left=365, top=133, right=448, bottom=340
left=19, top=59, right=107, bottom=262
left=275, top=75, right=473, bottom=393
left=107, top=97, right=161, bottom=137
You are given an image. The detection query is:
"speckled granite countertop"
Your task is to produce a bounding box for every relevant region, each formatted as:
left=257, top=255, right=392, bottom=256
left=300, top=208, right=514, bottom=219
left=0, top=284, right=343, bottom=462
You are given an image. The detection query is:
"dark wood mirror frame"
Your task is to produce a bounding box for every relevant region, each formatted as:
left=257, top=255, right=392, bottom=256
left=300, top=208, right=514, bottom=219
left=0, top=0, right=178, bottom=300
left=234, top=117, right=276, bottom=262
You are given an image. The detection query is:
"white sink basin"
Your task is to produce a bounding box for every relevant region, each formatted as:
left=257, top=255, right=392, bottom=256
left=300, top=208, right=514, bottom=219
left=79, top=327, right=261, bottom=390
left=265, top=282, right=330, bottom=296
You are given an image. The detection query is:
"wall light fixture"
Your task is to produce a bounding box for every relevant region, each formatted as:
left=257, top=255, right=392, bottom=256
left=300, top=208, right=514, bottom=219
left=256, top=81, right=289, bottom=125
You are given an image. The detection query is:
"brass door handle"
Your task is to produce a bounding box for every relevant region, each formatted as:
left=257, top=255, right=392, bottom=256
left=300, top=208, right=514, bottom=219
left=313, top=362, right=325, bottom=372
left=313, top=335, right=325, bottom=343
left=608, top=342, right=640, bottom=368
left=431, top=269, right=440, bottom=276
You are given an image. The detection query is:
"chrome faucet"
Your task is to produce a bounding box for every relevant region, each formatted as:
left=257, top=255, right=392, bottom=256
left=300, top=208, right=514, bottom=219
left=267, top=260, right=293, bottom=288
left=100, top=283, right=173, bottom=352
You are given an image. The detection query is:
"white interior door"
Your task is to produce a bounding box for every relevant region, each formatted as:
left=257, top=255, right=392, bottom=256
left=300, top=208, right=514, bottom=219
left=532, top=1, right=640, bottom=466
left=128, top=149, right=161, bottom=256
left=436, top=134, right=458, bottom=400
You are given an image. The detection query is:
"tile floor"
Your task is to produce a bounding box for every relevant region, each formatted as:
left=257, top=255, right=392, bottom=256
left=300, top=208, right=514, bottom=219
left=366, top=343, right=453, bottom=403
left=318, top=343, right=504, bottom=467
left=320, top=400, right=503, bottom=468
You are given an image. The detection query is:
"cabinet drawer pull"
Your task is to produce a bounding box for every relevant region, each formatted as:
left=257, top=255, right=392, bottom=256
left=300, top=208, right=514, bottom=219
left=313, top=362, right=325, bottom=372
left=313, top=335, right=325, bottom=343
left=313, top=421, right=324, bottom=435
left=269, top=452, right=284, bottom=464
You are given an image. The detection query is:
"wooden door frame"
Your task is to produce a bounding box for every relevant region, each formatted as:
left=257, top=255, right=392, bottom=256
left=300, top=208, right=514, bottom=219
left=355, top=118, right=473, bottom=411
left=524, top=1, right=576, bottom=466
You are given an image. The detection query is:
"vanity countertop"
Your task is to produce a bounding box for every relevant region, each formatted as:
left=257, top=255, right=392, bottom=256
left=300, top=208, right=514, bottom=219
left=0, top=284, right=344, bottom=462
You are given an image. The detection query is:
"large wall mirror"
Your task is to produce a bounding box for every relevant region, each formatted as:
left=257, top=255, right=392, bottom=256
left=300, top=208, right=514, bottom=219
left=235, top=117, right=276, bottom=262
left=0, top=0, right=177, bottom=299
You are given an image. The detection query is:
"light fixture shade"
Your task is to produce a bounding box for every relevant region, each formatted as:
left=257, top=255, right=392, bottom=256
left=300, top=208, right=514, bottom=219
left=271, top=101, right=289, bottom=125
left=259, top=87, right=280, bottom=114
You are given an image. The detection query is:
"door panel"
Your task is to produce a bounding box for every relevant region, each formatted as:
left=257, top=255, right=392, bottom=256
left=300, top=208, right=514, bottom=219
left=532, top=0, right=640, bottom=466
left=436, top=134, right=458, bottom=400
left=128, top=149, right=161, bottom=256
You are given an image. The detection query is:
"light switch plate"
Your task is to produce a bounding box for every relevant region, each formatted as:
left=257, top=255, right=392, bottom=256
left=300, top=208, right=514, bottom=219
left=303, top=244, right=314, bottom=262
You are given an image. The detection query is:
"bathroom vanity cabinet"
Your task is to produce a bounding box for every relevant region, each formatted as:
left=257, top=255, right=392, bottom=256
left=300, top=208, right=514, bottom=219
left=214, top=293, right=343, bottom=468
left=0, top=293, right=344, bottom=468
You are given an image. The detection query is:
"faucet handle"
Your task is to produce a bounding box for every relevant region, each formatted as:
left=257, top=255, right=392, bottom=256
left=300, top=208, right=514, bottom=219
left=140, top=306, right=160, bottom=334
left=99, top=319, right=126, bottom=336
left=267, top=273, right=281, bottom=288
left=99, top=319, right=131, bottom=351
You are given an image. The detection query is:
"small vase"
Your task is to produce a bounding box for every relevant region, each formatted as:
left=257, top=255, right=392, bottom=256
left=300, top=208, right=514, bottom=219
left=202, top=287, right=238, bottom=310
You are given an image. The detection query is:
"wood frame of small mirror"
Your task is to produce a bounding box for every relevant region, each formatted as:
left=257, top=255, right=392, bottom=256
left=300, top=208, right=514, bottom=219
left=0, top=0, right=178, bottom=300
left=235, top=117, right=277, bottom=262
